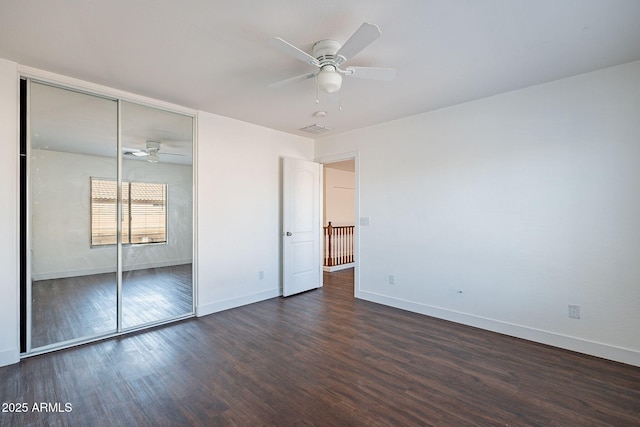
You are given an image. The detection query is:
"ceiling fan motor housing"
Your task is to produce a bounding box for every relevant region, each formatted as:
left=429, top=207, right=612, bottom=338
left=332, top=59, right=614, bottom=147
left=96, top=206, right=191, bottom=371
left=312, top=40, right=342, bottom=66
left=146, top=141, right=161, bottom=151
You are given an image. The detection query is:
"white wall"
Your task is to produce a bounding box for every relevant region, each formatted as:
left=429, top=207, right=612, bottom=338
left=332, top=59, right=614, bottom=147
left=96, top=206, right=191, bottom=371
left=0, top=59, right=19, bottom=366
left=31, top=150, right=193, bottom=280
left=315, top=61, right=640, bottom=366
left=196, top=111, right=314, bottom=316
left=323, top=166, right=355, bottom=226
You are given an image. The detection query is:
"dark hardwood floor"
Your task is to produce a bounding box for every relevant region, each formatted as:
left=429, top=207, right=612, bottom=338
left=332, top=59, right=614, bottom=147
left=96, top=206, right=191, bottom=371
left=31, top=264, right=193, bottom=348
left=3, top=268, right=639, bottom=426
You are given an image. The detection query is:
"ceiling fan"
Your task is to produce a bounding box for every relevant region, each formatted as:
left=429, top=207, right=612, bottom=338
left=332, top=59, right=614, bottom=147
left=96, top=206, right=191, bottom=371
left=268, top=23, right=396, bottom=94
left=123, top=141, right=185, bottom=163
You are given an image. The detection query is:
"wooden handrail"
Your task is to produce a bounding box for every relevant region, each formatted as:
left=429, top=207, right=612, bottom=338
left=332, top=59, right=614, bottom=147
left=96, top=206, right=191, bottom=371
left=323, top=222, right=355, bottom=267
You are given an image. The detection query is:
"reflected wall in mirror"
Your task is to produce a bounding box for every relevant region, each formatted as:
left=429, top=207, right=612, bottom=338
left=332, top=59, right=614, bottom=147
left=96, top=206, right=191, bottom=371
left=30, top=82, right=118, bottom=348
left=120, top=101, right=194, bottom=329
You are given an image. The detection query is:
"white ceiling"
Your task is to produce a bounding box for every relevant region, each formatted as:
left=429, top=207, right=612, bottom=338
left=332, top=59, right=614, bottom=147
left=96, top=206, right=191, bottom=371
left=2, top=0, right=640, bottom=139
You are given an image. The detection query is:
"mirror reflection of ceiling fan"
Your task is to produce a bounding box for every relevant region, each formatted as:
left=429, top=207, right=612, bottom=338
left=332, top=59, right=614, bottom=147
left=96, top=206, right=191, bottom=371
left=123, top=141, right=185, bottom=163
left=268, top=23, right=396, bottom=94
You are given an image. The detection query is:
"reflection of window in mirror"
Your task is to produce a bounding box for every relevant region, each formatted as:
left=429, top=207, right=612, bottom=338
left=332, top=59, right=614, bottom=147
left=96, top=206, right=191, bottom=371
left=90, top=178, right=167, bottom=246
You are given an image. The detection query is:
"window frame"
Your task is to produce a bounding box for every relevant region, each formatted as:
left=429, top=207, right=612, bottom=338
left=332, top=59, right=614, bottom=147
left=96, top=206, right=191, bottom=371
left=90, top=177, right=168, bottom=247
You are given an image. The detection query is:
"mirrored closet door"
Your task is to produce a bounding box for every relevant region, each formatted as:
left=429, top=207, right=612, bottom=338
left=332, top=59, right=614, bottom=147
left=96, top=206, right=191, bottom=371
left=120, top=101, right=194, bottom=329
left=25, top=80, right=195, bottom=353
left=29, top=82, right=119, bottom=349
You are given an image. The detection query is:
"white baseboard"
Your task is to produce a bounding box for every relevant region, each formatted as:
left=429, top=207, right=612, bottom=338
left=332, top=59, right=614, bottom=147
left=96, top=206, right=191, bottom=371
left=32, top=259, right=193, bottom=281
left=196, top=289, right=280, bottom=317
left=0, top=346, right=19, bottom=367
left=359, top=290, right=640, bottom=367
left=323, top=263, right=354, bottom=272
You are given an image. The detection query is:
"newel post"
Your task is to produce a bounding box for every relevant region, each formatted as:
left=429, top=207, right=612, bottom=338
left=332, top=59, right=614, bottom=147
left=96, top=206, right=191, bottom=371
left=327, top=221, right=333, bottom=266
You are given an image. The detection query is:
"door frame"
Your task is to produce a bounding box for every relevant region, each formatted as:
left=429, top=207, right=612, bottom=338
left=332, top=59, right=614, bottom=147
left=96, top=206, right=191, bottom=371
left=315, top=151, right=360, bottom=298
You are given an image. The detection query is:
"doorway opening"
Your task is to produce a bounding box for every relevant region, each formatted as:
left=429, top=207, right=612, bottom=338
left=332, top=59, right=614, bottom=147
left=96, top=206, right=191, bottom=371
left=322, top=159, right=356, bottom=295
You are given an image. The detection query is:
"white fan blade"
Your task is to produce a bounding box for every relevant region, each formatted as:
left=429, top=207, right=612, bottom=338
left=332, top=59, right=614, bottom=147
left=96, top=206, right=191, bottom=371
left=123, top=148, right=148, bottom=157
left=345, top=66, right=396, bottom=81
left=335, top=23, right=381, bottom=64
left=268, top=37, right=320, bottom=67
left=268, top=72, right=317, bottom=89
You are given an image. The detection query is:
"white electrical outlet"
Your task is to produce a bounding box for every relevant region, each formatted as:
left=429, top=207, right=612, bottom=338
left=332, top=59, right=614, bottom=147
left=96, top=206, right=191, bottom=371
left=388, top=275, right=395, bottom=285
left=259, top=271, right=264, bottom=280
left=568, top=304, right=580, bottom=319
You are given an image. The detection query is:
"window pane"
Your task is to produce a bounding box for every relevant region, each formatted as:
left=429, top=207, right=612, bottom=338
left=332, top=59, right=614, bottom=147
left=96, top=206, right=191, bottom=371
left=129, top=182, right=166, bottom=244
left=90, top=178, right=117, bottom=245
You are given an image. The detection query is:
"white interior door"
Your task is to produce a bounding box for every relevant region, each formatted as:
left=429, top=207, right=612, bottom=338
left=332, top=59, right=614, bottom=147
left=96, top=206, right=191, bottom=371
left=282, top=157, right=322, bottom=297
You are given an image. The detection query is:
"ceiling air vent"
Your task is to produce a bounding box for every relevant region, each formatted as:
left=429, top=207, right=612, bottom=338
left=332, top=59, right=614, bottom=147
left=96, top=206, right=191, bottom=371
left=299, top=124, right=332, bottom=134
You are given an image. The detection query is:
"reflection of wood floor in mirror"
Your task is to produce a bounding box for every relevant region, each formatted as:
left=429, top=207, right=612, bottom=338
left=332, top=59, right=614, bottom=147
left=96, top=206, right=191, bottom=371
left=31, top=264, right=193, bottom=349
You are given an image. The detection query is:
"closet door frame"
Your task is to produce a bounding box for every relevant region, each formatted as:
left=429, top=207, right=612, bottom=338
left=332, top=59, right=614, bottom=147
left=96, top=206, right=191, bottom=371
left=20, top=68, right=197, bottom=357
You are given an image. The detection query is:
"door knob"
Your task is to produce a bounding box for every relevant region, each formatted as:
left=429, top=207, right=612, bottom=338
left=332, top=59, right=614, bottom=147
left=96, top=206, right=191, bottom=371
left=286, top=231, right=292, bottom=236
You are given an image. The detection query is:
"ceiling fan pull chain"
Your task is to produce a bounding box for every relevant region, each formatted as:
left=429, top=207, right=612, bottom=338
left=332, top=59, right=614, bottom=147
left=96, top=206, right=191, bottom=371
left=315, top=76, right=320, bottom=104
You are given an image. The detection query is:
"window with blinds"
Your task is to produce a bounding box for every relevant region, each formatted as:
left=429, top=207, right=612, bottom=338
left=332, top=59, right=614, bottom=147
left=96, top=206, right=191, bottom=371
left=90, top=178, right=167, bottom=246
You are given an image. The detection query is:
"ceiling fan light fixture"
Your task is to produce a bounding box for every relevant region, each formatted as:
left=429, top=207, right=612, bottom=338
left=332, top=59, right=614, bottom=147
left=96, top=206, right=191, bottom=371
left=147, top=152, right=159, bottom=163
left=317, top=66, right=342, bottom=93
